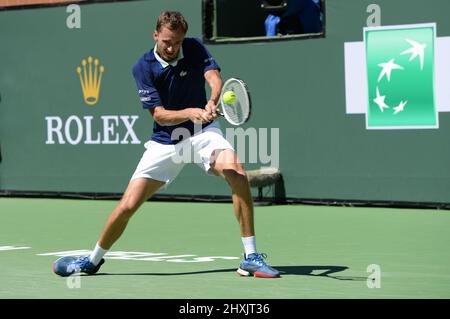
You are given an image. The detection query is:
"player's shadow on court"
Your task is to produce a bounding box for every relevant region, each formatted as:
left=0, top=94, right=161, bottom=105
left=275, top=265, right=367, bottom=281
left=95, top=265, right=366, bottom=281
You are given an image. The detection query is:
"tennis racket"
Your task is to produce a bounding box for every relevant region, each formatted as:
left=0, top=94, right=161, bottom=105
left=217, top=77, right=252, bottom=126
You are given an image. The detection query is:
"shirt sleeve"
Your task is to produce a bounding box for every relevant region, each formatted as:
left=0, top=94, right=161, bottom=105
left=191, top=38, right=221, bottom=74
left=132, top=60, right=162, bottom=109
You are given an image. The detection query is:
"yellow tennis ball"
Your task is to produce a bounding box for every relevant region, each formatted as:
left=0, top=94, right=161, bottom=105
left=223, top=91, right=237, bottom=104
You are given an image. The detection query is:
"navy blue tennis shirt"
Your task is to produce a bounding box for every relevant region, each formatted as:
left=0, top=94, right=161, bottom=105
left=132, top=37, right=221, bottom=145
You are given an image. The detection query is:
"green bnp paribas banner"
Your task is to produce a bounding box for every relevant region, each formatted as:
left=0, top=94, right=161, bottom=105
left=365, top=24, right=436, bottom=129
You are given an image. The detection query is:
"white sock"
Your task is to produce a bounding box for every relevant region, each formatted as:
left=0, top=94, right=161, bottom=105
left=241, top=236, right=257, bottom=257
left=89, top=242, right=108, bottom=266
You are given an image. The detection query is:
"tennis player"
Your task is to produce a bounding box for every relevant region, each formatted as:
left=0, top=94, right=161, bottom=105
left=53, top=11, right=279, bottom=278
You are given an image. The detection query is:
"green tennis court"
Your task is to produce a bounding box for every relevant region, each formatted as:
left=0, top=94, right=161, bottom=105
left=1, top=197, right=449, bottom=299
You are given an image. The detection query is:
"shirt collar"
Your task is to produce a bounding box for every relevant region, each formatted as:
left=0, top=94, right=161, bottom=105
left=153, top=43, right=184, bottom=68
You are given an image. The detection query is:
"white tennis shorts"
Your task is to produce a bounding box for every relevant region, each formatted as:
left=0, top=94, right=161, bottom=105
left=131, top=121, right=234, bottom=185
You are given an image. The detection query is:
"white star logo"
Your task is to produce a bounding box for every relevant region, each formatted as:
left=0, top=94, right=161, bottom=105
left=401, top=39, right=426, bottom=70
left=373, top=87, right=389, bottom=112
left=378, top=58, right=404, bottom=82
left=393, top=100, right=408, bottom=114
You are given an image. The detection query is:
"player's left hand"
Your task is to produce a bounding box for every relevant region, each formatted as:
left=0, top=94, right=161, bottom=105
left=205, top=99, right=219, bottom=120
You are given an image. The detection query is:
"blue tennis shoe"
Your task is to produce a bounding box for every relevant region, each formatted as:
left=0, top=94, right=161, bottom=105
left=53, top=256, right=105, bottom=277
left=237, top=253, right=280, bottom=278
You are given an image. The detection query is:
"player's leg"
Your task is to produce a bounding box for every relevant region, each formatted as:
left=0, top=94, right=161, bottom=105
left=53, top=140, right=182, bottom=277
left=209, top=149, right=254, bottom=237
left=192, top=124, right=254, bottom=237
left=97, top=177, right=165, bottom=250
left=208, top=148, right=280, bottom=278
left=52, top=178, right=164, bottom=277
left=192, top=125, right=279, bottom=277
left=88, top=140, right=183, bottom=266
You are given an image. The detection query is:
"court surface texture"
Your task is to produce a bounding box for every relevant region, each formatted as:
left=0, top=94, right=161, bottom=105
left=1, top=197, right=449, bottom=299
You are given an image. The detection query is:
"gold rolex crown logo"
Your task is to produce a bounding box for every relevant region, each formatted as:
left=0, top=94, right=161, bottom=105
left=76, top=56, right=104, bottom=105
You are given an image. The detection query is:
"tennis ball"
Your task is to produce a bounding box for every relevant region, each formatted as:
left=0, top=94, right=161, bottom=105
left=223, top=91, right=237, bottom=104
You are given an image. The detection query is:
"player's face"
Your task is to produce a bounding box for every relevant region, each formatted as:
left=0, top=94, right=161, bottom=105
left=153, top=27, right=185, bottom=62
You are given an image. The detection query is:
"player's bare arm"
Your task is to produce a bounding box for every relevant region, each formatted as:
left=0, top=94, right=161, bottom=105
left=204, top=69, right=222, bottom=119
left=150, top=106, right=212, bottom=126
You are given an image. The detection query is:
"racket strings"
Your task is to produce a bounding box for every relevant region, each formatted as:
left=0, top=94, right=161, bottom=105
left=222, top=80, right=250, bottom=125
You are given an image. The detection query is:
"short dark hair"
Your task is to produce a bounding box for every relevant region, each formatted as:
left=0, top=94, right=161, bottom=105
left=156, top=11, right=188, bottom=34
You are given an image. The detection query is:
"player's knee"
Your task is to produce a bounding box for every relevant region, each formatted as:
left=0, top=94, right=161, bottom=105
left=223, top=167, right=248, bottom=187
left=117, top=200, right=139, bottom=219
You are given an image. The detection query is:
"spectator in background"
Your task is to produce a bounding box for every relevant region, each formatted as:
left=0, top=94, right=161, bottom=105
left=265, top=0, right=322, bottom=36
